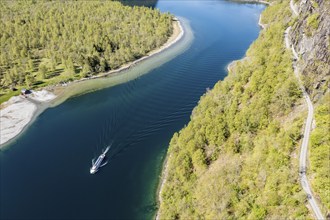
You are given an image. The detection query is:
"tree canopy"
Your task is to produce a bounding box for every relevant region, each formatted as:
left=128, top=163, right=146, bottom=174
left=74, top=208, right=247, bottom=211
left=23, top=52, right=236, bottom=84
left=158, top=1, right=312, bottom=219
left=0, top=0, right=173, bottom=103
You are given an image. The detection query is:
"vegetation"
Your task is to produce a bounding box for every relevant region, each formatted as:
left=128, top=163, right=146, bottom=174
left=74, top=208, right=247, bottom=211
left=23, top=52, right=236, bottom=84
left=306, top=13, right=320, bottom=36
left=311, top=0, right=319, bottom=9
left=310, top=92, right=330, bottom=212
left=158, top=1, right=311, bottom=219
left=0, top=1, right=173, bottom=103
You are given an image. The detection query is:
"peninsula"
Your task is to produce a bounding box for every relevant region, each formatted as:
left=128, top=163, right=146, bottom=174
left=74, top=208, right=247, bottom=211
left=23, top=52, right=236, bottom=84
left=0, top=1, right=184, bottom=147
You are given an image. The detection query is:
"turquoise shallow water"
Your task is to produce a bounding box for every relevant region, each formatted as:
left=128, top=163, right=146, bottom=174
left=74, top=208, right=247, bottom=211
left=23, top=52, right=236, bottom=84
left=0, top=1, right=265, bottom=219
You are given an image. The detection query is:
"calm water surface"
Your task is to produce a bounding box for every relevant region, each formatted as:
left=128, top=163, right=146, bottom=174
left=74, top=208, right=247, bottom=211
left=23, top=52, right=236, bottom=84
left=0, top=1, right=265, bottom=219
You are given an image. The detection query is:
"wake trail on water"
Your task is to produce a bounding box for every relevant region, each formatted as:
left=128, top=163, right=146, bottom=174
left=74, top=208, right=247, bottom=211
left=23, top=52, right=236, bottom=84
left=94, top=45, right=222, bottom=162
left=93, top=70, right=143, bottom=161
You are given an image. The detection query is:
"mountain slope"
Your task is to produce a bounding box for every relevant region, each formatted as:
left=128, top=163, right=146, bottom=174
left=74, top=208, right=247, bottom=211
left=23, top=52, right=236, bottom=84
left=289, top=0, right=330, bottom=214
left=158, top=0, right=329, bottom=218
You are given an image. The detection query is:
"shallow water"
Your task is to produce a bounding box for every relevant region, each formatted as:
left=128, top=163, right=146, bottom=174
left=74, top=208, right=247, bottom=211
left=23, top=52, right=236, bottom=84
left=0, top=1, right=265, bottom=219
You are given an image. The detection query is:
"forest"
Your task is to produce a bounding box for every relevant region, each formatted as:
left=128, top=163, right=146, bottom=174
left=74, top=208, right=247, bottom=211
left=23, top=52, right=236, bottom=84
left=158, top=1, right=316, bottom=218
left=310, top=92, right=330, bottom=213
left=0, top=1, right=173, bottom=103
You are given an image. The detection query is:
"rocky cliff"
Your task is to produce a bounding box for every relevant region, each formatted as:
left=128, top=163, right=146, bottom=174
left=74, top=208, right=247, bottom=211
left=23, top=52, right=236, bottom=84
left=290, top=0, right=330, bottom=101
left=290, top=0, right=330, bottom=215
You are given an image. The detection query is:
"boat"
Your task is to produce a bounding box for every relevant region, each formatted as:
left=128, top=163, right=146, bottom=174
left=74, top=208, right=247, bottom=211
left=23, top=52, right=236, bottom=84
left=90, top=146, right=110, bottom=174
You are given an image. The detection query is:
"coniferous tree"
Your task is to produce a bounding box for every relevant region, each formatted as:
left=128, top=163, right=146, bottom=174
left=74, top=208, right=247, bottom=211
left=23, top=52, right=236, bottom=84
left=0, top=0, right=173, bottom=98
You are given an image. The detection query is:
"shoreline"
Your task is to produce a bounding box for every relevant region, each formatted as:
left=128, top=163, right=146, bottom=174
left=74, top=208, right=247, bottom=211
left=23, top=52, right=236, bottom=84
left=0, top=90, right=56, bottom=146
left=226, top=12, right=266, bottom=73
left=0, top=19, right=185, bottom=148
left=229, top=0, right=271, bottom=5
left=156, top=3, right=268, bottom=220
left=47, top=18, right=183, bottom=99
left=155, top=153, right=171, bottom=220
left=258, top=14, right=266, bottom=29
left=53, top=18, right=184, bottom=96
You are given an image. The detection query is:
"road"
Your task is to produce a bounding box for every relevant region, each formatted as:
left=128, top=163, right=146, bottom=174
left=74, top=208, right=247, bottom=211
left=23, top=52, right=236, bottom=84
left=286, top=1, right=325, bottom=219
left=297, top=76, right=324, bottom=220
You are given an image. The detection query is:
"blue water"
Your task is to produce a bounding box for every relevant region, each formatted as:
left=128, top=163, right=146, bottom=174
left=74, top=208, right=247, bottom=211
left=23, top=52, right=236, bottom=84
left=0, top=1, right=265, bottom=219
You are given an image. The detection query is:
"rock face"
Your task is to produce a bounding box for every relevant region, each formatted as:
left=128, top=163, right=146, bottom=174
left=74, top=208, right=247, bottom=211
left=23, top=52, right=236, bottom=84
left=290, top=0, right=330, bottom=101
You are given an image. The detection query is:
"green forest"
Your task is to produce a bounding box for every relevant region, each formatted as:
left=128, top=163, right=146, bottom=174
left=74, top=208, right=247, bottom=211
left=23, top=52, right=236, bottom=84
left=310, top=92, right=330, bottom=213
left=0, top=1, right=173, bottom=103
left=158, top=1, right=318, bottom=219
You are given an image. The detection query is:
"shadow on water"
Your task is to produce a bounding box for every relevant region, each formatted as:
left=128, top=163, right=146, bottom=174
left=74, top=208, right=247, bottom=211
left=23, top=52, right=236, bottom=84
left=140, top=202, right=158, bottom=213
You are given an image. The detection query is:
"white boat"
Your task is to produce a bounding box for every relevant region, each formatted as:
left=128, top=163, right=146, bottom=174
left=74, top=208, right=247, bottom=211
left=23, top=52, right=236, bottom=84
left=90, top=146, right=110, bottom=174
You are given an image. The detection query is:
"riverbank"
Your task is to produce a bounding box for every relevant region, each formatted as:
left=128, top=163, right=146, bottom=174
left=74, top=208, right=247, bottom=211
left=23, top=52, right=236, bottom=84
left=230, top=0, right=270, bottom=5
left=0, top=19, right=184, bottom=148
left=156, top=2, right=268, bottom=219
left=155, top=154, right=171, bottom=220
left=226, top=11, right=266, bottom=73
left=46, top=18, right=183, bottom=99
left=0, top=90, right=56, bottom=146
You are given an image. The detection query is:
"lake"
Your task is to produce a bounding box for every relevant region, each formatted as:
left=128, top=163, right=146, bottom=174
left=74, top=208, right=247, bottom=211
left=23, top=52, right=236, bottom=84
left=0, top=1, right=265, bottom=219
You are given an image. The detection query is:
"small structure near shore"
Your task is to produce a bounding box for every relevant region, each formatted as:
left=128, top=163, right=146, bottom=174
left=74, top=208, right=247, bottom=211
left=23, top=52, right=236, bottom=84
left=21, top=89, right=32, bottom=98
left=21, top=89, right=31, bottom=95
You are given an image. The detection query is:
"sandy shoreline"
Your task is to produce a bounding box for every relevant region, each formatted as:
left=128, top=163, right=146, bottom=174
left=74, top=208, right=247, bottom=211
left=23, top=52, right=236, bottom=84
left=0, top=90, right=56, bottom=146
left=0, top=19, right=184, bottom=148
left=49, top=19, right=183, bottom=98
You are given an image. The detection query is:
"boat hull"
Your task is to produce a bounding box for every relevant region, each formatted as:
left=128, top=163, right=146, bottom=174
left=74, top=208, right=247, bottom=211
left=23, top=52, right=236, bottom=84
left=90, top=146, right=110, bottom=174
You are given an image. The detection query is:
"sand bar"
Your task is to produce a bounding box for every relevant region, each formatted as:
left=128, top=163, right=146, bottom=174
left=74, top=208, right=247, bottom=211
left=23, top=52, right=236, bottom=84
left=0, top=90, right=56, bottom=145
